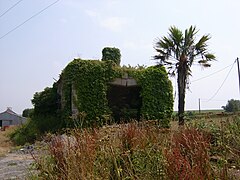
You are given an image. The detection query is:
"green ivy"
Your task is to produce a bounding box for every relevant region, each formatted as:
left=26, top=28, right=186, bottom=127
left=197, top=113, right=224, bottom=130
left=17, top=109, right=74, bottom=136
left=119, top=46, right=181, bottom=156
left=130, top=66, right=173, bottom=127
left=61, top=59, right=119, bottom=127
left=102, top=47, right=121, bottom=66
left=61, top=59, right=173, bottom=128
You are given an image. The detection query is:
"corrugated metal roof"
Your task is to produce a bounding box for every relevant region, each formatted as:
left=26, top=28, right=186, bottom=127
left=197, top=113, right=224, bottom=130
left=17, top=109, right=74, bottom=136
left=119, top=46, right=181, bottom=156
left=0, top=108, right=22, bottom=118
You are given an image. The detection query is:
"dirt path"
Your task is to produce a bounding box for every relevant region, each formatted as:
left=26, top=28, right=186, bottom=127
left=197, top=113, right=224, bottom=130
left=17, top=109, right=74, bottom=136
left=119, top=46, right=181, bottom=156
left=0, top=129, right=35, bottom=179
left=0, top=152, right=34, bottom=179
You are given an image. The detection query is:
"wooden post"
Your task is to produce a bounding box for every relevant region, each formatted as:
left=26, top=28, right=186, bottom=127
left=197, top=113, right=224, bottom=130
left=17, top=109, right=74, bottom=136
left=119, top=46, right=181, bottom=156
left=236, top=58, right=240, bottom=95
left=199, top=98, right=201, bottom=114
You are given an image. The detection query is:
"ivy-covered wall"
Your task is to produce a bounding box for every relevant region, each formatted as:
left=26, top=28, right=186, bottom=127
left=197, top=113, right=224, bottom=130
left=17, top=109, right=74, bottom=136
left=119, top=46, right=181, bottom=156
left=60, top=59, right=119, bottom=127
left=133, top=66, right=173, bottom=125
left=102, top=47, right=121, bottom=66
left=59, top=58, right=173, bottom=127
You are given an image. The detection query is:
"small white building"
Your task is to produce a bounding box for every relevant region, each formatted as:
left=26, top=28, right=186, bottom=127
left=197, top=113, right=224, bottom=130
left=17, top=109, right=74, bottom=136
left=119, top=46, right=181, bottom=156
left=0, top=108, right=27, bottom=129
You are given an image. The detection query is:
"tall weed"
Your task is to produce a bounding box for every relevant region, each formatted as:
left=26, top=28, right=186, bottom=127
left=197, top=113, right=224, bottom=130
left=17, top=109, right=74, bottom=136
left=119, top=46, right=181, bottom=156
left=33, top=122, right=168, bottom=179
left=164, top=128, right=214, bottom=179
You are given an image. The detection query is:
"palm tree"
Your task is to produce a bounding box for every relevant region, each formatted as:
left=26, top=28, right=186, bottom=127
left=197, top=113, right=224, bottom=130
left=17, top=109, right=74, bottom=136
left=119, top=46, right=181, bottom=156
left=154, top=26, right=216, bottom=125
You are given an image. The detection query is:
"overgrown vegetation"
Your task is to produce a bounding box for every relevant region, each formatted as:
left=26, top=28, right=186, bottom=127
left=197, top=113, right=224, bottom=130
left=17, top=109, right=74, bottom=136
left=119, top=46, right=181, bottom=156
left=31, top=116, right=240, bottom=179
left=22, top=108, right=34, bottom=118
left=32, top=122, right=168, bottom=179
left=9, top=119, right=39, bottom=145
left=61, top=59, right=118, bottom=128
left=10, top=55, right=173, bottom=145
left=61, top=58, right=173, bottom=128
left=134, top=66, right=173, bottom=127
left=102, top=47, right=121, bottom=66
left=10, top=84, right=61, bottom=145
left=222, top=99, right=240, bottom=112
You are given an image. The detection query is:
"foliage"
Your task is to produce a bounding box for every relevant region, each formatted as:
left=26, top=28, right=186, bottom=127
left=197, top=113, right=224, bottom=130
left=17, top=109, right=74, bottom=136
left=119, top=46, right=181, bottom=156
left=32, top=84, right=59, bottom=116
left=154, top=26, right=216, bottom=125
left=10, top=57, right=174, bottom=145
left=9, top=119, right=39, bottom=145
left=165, top=128, right=213, bottom=179
left=61, top=58, right=173, bottom=127
left=22, top=108, right=34, bottom=118
left=10, top=84, right=60, bottom=145
left=61, top=59, right=118, bottom=127
left=30, top=116, right=240, bottom=179
left=222, top=99, right=240, bottom=112
left=102, top=47, right=121, bottom=66
left=31, top=84, right=61, bottom=133
left=187, top=116, right=240, bottom=179
left=133, top=66, right=173, bottom=127
left=31, top=122, right=168, bottom=179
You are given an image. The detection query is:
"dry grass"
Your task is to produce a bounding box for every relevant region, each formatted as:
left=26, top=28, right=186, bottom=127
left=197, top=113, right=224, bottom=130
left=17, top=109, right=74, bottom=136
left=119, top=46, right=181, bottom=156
left=32, top=122, right=169, bottom=179
left=29, top=116, right=240, bottom=179
left=0, top=127, right=15, bottom=156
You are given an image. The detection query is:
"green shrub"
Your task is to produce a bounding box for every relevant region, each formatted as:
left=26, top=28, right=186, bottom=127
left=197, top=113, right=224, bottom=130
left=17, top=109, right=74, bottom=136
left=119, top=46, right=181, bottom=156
left=9, top=119, right=39, bottom=145
left=222, top=99, right=240, bottom=112
left=31, top=83, right=62, bottom=133
left=102, top=47, right=121, bottom=66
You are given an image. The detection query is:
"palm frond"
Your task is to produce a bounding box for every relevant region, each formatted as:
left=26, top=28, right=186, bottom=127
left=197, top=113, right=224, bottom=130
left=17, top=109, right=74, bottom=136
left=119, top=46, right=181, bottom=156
left=183, top=26, right=198, bottom=54
left=154, top=25, right=215, bottom=74
left=195, top=35, right=210, bottom=51
left=169, top=26, right=183, bottom=45
left=205, top=53, right=216, bottom=60
left=202, top=63, right=211, bottom=67
left=198, top=60, right=208, bottom=64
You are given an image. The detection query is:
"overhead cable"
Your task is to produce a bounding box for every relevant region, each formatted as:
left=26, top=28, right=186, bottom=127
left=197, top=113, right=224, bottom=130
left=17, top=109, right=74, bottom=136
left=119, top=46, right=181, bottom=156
left=0, top=0, right=60, bottom=40
left=207, top=60, right=236, bottom=102
left=191, top=62, right=235, bottom=83
left=0, top=0, right=24, bottom=18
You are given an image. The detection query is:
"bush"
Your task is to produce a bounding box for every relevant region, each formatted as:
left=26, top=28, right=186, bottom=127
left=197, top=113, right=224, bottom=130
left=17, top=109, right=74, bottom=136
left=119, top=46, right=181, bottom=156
left=102, top=47, right=121, bottom=66
left=9, top=119, right=39, bottom=145
left=222, top=99, right=240, bottom=112
left=31, top=84, right=62, bottom=133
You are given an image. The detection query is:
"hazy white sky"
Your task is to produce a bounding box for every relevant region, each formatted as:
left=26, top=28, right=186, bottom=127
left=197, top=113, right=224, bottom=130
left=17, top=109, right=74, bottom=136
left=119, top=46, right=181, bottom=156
left=0, top=0, right=240, bottom=114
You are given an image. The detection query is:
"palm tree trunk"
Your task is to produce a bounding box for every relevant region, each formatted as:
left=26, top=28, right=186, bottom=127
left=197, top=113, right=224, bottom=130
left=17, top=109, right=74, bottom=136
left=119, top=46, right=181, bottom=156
left=177, top=62, right=187, bottom=126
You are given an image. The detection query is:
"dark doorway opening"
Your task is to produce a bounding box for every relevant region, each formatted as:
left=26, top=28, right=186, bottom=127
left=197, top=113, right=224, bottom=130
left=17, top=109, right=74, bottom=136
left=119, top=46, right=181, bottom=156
left=0, top=120, right=2, bottom=127
left=107, top=85, right=142, bottom=123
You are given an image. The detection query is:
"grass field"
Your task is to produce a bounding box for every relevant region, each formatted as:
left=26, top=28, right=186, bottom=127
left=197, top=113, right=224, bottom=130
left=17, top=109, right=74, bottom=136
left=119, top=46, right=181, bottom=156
left=0, top=127, right=15, bottom=157
left=30, top=113, right=240, bottom=179
left=2, top=109, right=239, bottom=179
left=173, top=109, right=223, bottom=114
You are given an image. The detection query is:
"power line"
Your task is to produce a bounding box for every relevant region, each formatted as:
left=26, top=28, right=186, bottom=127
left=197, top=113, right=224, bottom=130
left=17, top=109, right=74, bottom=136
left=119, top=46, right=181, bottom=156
left=0, top=0, right=60, bottom=40
left=191, top=62, right=235, bottom=83
left=0, top=0, right=24, bottom=18
left=207, top=61, right=236, bottom=102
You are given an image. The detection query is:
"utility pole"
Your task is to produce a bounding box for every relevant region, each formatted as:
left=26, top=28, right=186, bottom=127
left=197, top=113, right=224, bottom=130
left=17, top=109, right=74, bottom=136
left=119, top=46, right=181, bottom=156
left=237, top=57, right=240, bottom=95
left=198, top=98, right=201, bottom=114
